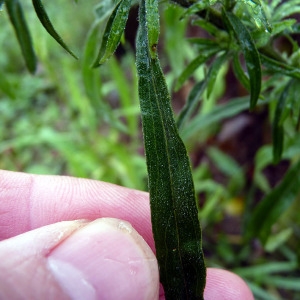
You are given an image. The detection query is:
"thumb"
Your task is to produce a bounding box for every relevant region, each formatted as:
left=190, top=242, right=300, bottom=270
left=0, top=218, right=159, bottom=300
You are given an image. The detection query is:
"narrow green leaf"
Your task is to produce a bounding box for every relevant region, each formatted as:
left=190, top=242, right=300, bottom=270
left=188, top=37, right=220, bottom=50
left=272, top=0, right=300, bottom=21
left=175, top=48, right=219, bottom=91
left=234, top=261, right=297, bottom=278
left=181, top=96, right=270, bottom=140
left=260, top=54, right=300, bottom=79
left=5, top=0, right=37, bottom=73
left=246, top=158, right=300, bottom=244
left=232, top=53, right=250, bottom=90
left=272, top=81, right=293, bottom=164
left=177, top=80, right=206, bottom=129
left=180, top=0, right=212, bottom=20
left=32, top=0, right=78, bottom=59
left=206, top=51, right=228, bottom=99
left=136, top=0, right=206, bottom=298
left=92, top=0, right=131, bottom=67
left=265, top=228, right=293, bottom=252
left=192, top=19, right=224, bottom=37
left=222, top=10, right=261, bottom=109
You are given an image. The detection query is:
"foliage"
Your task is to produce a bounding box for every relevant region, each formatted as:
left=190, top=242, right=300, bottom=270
left=1, top=0, right=300, bottom=299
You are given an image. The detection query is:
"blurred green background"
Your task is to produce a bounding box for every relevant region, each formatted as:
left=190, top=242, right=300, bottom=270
left=1, top=1, right=300, bottom=299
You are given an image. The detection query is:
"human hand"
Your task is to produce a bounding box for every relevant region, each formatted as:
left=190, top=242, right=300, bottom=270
left=0, top=170, right=254, bottom=299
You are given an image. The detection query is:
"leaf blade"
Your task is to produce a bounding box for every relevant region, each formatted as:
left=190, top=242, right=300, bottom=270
left=222, top=10, right=261, bottom=109
left=5, top=0, right=37, bottom=73
left=92, top=0, right=131, bottom=67
left=136, top=1, right=206, bottom=298
left=246, top=159, right=300, bottom=244
left=32, top=0, right=78, bottom=59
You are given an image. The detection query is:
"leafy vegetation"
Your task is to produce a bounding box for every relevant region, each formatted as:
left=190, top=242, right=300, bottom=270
left=1, top=0, right=300, bottom=299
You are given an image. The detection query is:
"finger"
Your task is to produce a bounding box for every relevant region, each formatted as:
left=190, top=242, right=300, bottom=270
left=204, top=268, right=254, bottom=300
left=0, top=170, right=154, bottom=249
left=0, top=218, right=159, bottom=300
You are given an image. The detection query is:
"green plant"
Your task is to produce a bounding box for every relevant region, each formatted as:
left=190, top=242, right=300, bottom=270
left=1, top=0, right=300, bottom=299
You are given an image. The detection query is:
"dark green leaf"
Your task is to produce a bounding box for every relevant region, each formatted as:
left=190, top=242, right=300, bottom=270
left=272, top=80, right=293, bottom=163
left=32, top=0, right=78, bottom=59
left=222, top=10, right=261, bottom=109
left=136, top=1, right=206, bottom=298
left=260, top=54, right=300, bottom=79
left=5, top=0, right=37, bottom=73
left=246, top=159, right=300, bottom=244
left=92, top=0, right=131, bottom=67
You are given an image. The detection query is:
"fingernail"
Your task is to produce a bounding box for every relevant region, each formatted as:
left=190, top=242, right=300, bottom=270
left=47, top=218, right=159, bottom=300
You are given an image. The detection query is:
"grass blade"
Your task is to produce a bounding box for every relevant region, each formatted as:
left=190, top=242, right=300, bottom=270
left=32, top=0, right=78, bottom=59
left=136, top=0, right=206, bottom=298
left=5, top=0, right=37, bottom=73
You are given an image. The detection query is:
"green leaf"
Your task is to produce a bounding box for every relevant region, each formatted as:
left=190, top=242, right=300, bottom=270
left=177, top=80, right=206, bottom=129
left=232, top=53, right=250, bottom=90
left=207, top=147, right=242, bottom=178
left=260, top=54, right=300, bottom=79
left=238, top=0, right=272, bottom=32
left=265, top=228, right=293, bottom=252
left=181, top=96, right=270, bottom=140
left=92, top=0, right=131, bottom=67
left=206, top=51, right=228, bottom=99
left=0, top=0, right=4, bottom=9
left=272, top=0, right=300, bottom=21
left=175, top=48, right=219, bottom=91
left=246, top=158, right=300, bottom=244
left=192, top=18, right=224, bottom=37
left=136, top=0, right=206, bottom=298
left=222, top=10, right=261, bottom=109
left=272, top=81, right=293, bottom=164
left=5, top=0, right=37, bottom=73
left=180, top=0, right=212, bottom=20
left=188, top=37, right=220, bottom=50
left=32, top=0, right=78, bottom=59
left=94, top=0, right=116, bottom=20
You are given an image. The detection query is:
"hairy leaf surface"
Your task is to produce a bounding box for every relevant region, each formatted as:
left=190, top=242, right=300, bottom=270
left=136, top=0, right=206, bottom=298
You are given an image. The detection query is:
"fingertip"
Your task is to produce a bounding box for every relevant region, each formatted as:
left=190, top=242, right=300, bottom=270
left=204, top=268, right=254, bottom=300
left=48, top=218, right=159, bottom=300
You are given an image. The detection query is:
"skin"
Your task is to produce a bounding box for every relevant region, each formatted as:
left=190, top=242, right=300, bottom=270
left=0, top=170, right=254, bottom=300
